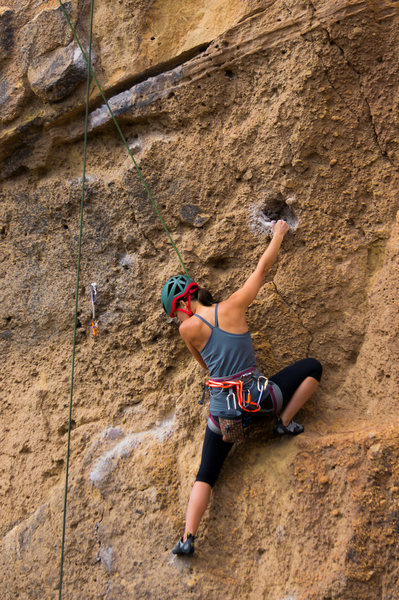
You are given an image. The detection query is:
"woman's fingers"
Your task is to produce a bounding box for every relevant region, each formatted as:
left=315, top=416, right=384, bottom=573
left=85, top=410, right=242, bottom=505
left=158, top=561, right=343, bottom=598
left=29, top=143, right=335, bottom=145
left=272, top=219, right=290, bottom=236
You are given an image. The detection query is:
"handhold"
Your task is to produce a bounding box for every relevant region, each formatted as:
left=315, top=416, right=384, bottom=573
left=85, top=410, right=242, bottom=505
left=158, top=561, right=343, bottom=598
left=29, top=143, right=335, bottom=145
left=180, top=204, right=210, bottom=228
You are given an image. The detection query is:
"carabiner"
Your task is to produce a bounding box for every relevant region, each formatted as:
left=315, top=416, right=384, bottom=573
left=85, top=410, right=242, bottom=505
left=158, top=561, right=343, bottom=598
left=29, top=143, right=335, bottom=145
left=256, top=376, right=268, bottom=406
left=90, top=283, right=98, bottom=336
left=257, top=385, right=264, bottom=406
left=257, top=376, right=268, bottom=392
left=227, top=390, right=236, bottom=411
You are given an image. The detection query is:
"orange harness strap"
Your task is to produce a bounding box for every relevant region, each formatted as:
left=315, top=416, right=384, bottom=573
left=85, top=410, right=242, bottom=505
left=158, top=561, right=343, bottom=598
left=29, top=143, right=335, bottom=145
left=206, top=377, right=261, bottom=413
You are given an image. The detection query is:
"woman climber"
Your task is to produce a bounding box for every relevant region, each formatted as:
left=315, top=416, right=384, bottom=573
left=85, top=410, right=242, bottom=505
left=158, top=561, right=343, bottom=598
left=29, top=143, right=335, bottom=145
left=161, top=220, right=322, bottom=556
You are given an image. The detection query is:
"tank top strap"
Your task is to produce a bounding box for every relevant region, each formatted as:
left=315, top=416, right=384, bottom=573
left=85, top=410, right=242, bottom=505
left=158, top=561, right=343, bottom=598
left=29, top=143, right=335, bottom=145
left=193, top=313, right=214, bottom=330
left=214, top=303, right=219, bottom=327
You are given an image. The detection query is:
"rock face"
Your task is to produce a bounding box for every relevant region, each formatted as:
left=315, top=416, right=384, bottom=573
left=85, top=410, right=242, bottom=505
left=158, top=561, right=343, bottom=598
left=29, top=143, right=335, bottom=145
left=0, top=7, right=14, bottom=62
left=27, top=40, right=89, bottom=101
left=1, top=1, right=399, bottom=599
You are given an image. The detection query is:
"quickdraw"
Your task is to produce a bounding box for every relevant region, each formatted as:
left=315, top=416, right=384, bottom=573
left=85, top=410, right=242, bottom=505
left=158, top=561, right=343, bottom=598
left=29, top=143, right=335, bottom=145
left=206, top=374, right=268, bottom=413
left=90, top=282, right=99, bottom=336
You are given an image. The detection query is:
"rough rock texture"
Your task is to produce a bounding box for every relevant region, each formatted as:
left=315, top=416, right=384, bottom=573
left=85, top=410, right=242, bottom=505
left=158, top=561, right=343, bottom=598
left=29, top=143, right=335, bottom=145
left=28, top=40, right=89, bottom=101
left=1, top=1, right=399, bottom=599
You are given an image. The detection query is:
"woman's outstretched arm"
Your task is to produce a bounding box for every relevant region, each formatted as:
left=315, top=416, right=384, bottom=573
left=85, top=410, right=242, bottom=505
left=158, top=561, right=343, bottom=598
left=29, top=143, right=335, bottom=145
left=228, top=220, right=290, bottom=309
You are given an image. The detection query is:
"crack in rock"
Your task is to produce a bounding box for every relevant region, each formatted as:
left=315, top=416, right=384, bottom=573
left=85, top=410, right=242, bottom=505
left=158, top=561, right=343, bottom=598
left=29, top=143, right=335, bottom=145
left=94, top=507, right=105, bottom=556
left=4, top=0, right=396, bottom=179
left=306, top=0, right=398, bottom=171
left=298, top=0, right=361, bottom=120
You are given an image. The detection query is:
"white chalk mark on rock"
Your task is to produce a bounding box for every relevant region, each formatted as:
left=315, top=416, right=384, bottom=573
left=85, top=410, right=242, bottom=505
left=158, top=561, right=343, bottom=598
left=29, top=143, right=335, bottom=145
left=89, top=415, right=175, bottom=487
left=249, top=197, right=299, bottom=236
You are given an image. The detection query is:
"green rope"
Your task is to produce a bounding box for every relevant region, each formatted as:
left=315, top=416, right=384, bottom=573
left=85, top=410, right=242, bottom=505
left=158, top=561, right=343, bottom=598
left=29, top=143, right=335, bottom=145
left=58, top=0, right=189, bottom=276
left=58, top=2, right=94, bottom=598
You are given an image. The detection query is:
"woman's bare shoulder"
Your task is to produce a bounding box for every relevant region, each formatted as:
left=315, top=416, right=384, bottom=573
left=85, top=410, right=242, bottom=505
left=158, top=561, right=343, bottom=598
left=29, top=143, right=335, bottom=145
left=179, top=315, right=200, bottom=337
left=217, top=298, right=248, bottom=331
left=219, top=296, right=244, bottom=314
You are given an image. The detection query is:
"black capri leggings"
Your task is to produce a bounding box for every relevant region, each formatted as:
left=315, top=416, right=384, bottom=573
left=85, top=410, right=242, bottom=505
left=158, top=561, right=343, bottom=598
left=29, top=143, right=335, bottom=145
left=268, top=357, right=322, bottom=410
left=196, top=358, right=322, bottom=487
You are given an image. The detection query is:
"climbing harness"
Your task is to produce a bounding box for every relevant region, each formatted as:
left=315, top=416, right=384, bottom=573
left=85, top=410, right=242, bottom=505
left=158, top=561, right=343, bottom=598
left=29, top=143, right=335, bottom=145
left=58, top=1, right=188, bottom=276
left=206, top=374, right=269, bottom=414
left=90, top=282, right=98, bottom=336
left=206, top=373, right=280, bottom=415
left=206, top=373, right=280, bottom=443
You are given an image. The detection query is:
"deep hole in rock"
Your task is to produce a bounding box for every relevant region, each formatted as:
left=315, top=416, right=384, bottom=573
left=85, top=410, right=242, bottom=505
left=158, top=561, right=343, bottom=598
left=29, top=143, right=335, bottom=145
left=261, top=193, right=299, bottom=230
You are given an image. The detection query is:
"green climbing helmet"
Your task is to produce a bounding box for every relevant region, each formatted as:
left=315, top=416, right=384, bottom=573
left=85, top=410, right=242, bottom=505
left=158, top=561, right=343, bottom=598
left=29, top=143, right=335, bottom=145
left=161, top=275, right=199, bottom=317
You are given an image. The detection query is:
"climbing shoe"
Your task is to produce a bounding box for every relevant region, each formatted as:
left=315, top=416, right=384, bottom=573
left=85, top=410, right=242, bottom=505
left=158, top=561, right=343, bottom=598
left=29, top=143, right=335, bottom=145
left=274, top=418, right=304, bottom=436
left=172, top=533, right=195, bottom=556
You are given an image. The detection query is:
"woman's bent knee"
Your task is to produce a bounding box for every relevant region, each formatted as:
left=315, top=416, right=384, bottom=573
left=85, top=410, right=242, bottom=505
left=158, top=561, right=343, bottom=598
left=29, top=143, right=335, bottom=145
left=195, top=471, right=218, bottom=488
left=308, top=358, right=323, bottom=382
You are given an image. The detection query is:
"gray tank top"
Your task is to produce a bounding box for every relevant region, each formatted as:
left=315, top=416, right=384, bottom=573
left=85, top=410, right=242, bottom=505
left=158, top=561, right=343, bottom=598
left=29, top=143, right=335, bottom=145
left=194, top=304, right=257, bottom=379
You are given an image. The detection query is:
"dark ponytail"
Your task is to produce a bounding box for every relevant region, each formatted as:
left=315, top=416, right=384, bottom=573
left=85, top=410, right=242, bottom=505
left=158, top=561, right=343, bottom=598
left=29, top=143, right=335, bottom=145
left=191, top=287, right=216, bottom=306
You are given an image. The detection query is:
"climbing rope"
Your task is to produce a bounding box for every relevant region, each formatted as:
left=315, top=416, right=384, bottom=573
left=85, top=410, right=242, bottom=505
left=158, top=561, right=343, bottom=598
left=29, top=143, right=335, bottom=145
left=58, top=0, right=189, bottom=276
left=58, top=1, right=94, bottom=598
left=58, top=3, right=191, bottom=595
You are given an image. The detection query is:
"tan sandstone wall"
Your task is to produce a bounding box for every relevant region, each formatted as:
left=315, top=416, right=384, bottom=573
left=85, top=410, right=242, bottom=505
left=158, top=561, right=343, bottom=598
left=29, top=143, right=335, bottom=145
left=1, top=1, right=399, bottom=598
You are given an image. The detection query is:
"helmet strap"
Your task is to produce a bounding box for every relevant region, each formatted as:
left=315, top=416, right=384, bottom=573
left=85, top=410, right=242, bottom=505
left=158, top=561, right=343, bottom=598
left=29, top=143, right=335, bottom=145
left=175, top=308, right=193, bottom=317
left=175, top=294, right=194, bottom=317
